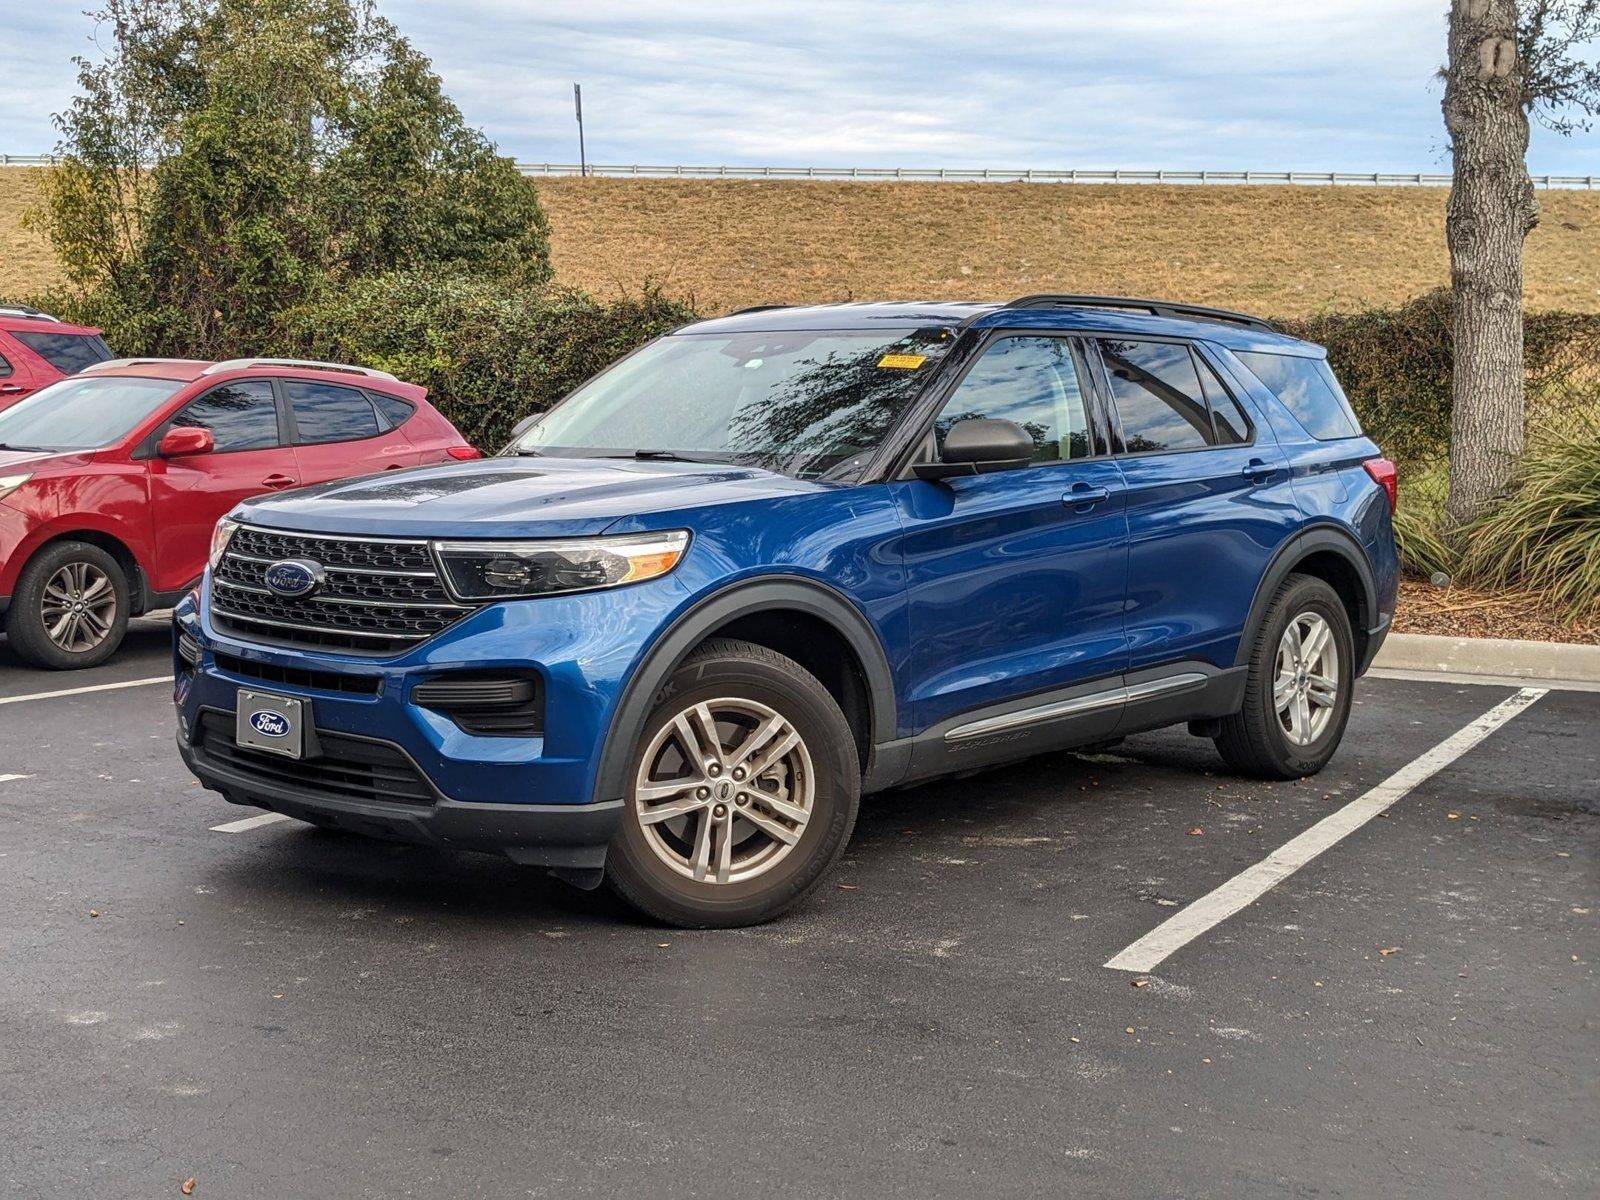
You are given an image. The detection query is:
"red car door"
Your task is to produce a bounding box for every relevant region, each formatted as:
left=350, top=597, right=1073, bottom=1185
left=146, top=378, right=298, bottom=590
left=0, top=342, right=40, bottom=410
left=283, top=378, right=420, bottom=484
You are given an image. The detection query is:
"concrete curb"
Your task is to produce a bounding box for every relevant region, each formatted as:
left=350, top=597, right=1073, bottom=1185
left=1373, top=632, right=1600, bottom=684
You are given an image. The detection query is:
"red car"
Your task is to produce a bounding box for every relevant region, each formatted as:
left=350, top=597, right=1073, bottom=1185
left=0, top=356, right=479, bottom=669
left=0, top=306, right=115, bottom=409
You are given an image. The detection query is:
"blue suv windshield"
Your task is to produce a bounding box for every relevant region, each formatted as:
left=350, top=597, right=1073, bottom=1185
left=508, top=327, right=954, bottom=479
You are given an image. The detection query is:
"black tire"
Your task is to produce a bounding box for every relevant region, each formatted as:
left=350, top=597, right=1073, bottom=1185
left=1214, top=573, right=1354, bottom=780
left=605, top=638, right=860, bottom=928
left=5, top=541, right=130, bottom=670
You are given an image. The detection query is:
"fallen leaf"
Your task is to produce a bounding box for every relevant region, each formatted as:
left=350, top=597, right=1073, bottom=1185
left=656, top=943, right=669, bottom=948
left=1124, top=1027, right=1135, bottom=1035
left=837, top=883, right=857, bottom=891
left=1447, top=812, right=1461, bottom=820
left=181, top=1180, right=196, bottom=1196
left=1130, top=978, right=1149, bottom=988
left=1187, top=827, right=1204, bottom=837
left=1379, top=947, right=1400, bottom=957
left=89, top=910, right=100, bottom=918
left=1314, top=981, right=1324, bottom=987
left=1069, top=1036, right=1080, bottom=1044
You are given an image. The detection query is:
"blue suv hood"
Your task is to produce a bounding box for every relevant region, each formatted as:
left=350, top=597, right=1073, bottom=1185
left=232, top=455, right=825, bottom=538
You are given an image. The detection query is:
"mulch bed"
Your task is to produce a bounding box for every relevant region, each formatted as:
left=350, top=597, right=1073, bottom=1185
left=1394, top=579, right=1600, bottom=646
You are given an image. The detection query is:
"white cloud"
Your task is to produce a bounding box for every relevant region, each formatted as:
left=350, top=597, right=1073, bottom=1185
left=2, top=0, right=1595, bottom=173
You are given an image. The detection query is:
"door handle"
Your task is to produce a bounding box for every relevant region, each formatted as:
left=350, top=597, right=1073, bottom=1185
left=1063, top=483, right=1111, bottom=510
left=1240, top=458, right=1277, bottom=483
left=261, top=473, right=298, bottom=489
left=0, top=384, right=23, bottom=394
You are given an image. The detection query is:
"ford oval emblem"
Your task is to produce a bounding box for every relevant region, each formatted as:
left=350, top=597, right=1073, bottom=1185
left=263, top=558, right=324, bottom=598
left=249, top=711, right=290, bottom=738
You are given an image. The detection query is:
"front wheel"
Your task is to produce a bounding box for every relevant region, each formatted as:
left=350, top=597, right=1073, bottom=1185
left=605, top=638, right=861, bottom=928
left=1214, top=573, right=1354, bottom=779
left=5, top=541, right=130, bottom=670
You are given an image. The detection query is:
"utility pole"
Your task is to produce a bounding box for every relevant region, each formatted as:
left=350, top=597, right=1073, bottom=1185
left=573, top=83, right=586, bottom=177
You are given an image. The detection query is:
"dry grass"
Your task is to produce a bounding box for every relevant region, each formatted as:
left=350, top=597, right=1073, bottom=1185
left=0, top=169, right=62, bottom=296
left=5, top=167, right=1599, bottom=316
left=534, top=177, right=1600, bottom=317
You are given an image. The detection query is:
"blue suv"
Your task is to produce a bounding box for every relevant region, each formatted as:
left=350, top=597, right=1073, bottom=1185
left=173, top=295, right=1399, bottom=926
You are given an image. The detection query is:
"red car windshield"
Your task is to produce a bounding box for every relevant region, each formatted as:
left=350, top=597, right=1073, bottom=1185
left=0, top=376, right=184, bottom=451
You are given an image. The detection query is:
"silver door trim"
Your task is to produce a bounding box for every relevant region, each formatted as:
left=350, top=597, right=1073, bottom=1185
left=943, top=672, right=1208, bottom=743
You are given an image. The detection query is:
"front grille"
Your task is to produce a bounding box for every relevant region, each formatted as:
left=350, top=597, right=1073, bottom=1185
left=212, top=651, right=383, bottom=697
left=194, top=710, right=435, bottom=806
left=211, top=526, right=477, bottom=655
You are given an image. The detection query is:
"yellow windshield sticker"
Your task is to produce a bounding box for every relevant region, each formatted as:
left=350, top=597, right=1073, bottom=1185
left=877, top=353, right=927, bottom=370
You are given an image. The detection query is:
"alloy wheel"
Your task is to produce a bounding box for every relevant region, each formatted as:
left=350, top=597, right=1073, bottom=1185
left=1275, top=611, right=1339, bottom=746
left=41, top=561, right=118, bottom=654
left=633, top=697, right=815, bottom=886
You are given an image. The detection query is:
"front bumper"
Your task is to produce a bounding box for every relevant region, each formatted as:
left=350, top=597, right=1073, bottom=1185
left=178, top=730, right=621, bottom=870
left=172, top=570, right=689, bottom=873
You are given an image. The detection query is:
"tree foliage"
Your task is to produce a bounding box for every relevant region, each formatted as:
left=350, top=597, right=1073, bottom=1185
left=39, top=0, right=551, bottom=357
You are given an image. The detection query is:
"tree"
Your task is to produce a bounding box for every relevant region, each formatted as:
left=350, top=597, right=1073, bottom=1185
left=1442, top=0, right=1600, bottom=524
left=39, top=0, right=551, bottom=357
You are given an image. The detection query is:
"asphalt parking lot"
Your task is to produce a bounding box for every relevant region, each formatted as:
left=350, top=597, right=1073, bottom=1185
left=2, top=619, right=1596, bottom=1198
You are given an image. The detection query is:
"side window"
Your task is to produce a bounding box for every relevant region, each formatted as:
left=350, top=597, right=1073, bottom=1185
left=0, top=351, right=12, bottom=379
left=371, top=393, right=415, bottom=430
left=1195, top=353, right=1253, bottom=446
left=173, top=380, right=280, bottom=452
left=286, top=380, right=381, bottom=444
left=1098, top=339, right=1215, bottom=453
left=1235, top=350, right=1361, bottom=441
left=935, top=335, right=1091, bottom=464
left=12, top=331, right=114, bottom=374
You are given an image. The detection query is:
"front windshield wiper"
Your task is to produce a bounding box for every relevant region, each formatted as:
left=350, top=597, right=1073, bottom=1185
left=0, top=443, right=52, bottom=452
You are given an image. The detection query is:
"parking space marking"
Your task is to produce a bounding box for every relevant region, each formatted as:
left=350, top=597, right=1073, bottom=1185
left=0, top=774, right=32, bottom=784
left=210, top=812, right=295, bottom=833
left=0, top=676, right=169, bottom=707
left=1105, top=686, right=1548, bottom=974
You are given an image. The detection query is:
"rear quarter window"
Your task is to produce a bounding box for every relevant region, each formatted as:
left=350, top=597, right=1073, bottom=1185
left=12, top=331, right=114, bottom=375
left=1235, top=350, right=1361, bottom=441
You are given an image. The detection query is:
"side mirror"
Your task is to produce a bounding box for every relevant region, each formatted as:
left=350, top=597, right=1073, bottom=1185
left=913, top=418, right=1034, bottom=480
left=509, top=413, right=540, bottom=439
left=157, top=426, right=215, bottom=458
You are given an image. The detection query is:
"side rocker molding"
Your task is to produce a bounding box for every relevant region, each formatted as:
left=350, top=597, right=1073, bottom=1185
left=1236, top=525, right=1378, bottom=672
left=591, top=576, right=901, bottom=806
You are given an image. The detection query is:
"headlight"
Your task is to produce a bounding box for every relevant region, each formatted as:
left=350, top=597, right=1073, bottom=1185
left=433, top=530, right=690, bottom=601
left=0, top=473, right=31, bottom=503
left=208, top=517, right=240, bottom=569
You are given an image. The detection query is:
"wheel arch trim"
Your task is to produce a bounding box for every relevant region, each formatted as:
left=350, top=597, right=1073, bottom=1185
left=1235, top=523, right=1378, bottom=670
left=591, top=574, right=899, bottom=805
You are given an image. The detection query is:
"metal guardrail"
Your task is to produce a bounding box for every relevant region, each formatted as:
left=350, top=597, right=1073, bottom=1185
left=4, top=153, right=1595, bottom=188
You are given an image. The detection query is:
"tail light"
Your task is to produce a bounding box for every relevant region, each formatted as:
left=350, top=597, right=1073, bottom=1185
left=1363, top=457, right=1397, bottom=513
left=446, top=446, right=483, bottom=461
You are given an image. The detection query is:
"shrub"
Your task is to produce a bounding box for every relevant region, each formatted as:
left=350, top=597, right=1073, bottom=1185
left=36, top=0, right=551, bottom=359
left=279, top=271, right=695, bottom=448
left=1456, top=415, right=1600, bottom=621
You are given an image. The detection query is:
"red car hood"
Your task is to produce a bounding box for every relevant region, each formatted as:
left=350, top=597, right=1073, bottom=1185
left=0, top=448, right=94, bottom=474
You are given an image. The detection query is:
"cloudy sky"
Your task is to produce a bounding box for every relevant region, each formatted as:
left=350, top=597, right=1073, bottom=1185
left=3, top=1, right=1597, bottom=173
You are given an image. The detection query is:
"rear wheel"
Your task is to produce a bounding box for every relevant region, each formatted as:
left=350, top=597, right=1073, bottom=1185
left=6, top=541, right=129, bottom=670
left=1214, top=574, right=1354, bottom=779
left=605, top=638, right=860, bottom=928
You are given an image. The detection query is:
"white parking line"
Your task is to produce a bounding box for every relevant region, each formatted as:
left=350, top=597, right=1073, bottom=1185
left=1105, top=686, right=1548, bottom=974
left=210, top=812, right=295, bottom=834
left=0, top=676, right=169, bottom=706
left=0, top=774, right=32, bottom=784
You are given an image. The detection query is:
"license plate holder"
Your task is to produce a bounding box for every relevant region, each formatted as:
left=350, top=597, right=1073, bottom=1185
left=236, top=690, right=305, bottom=759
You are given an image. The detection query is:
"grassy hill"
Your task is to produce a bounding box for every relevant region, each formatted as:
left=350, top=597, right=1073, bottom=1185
left=5, top=167, right=1600, bottom=316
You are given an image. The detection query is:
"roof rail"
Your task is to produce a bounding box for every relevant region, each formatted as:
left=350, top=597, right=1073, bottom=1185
left=202, top=357, right=399, bottom=382
left=0, top=305, right=60, bottom=323
left=81, top=357, right=206, bottom=373
left=726, top=304, right=794, bottom=316
left=1003, top=294, right=1276, bottom=333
